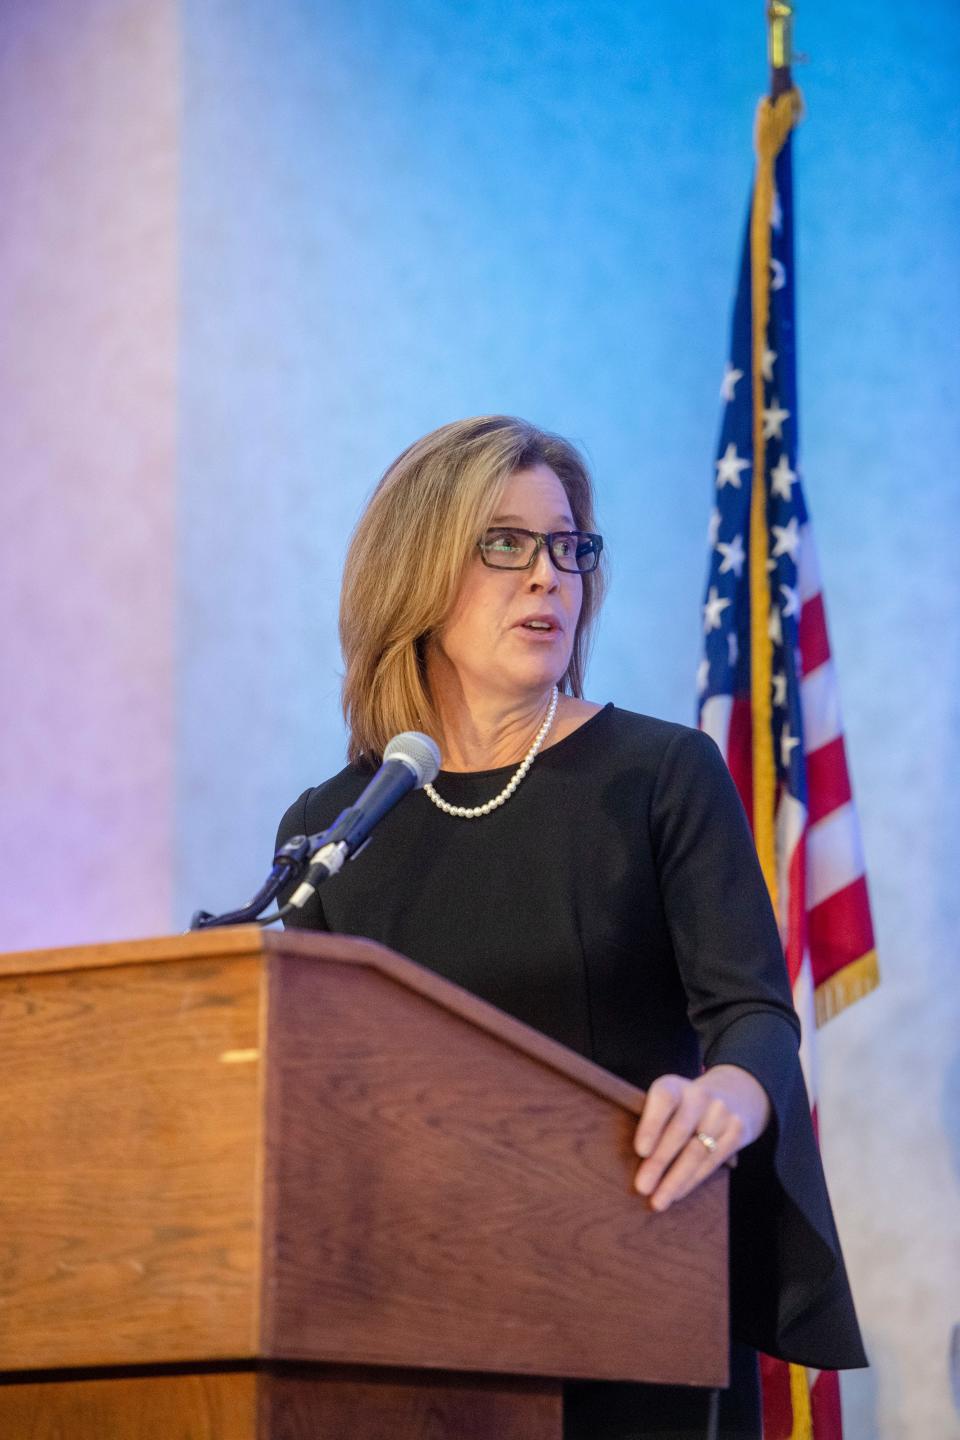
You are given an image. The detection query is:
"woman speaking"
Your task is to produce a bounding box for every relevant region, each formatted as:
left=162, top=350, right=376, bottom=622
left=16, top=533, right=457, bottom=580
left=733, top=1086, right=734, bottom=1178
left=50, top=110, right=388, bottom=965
left=276, top=414, right=865, bottom=1439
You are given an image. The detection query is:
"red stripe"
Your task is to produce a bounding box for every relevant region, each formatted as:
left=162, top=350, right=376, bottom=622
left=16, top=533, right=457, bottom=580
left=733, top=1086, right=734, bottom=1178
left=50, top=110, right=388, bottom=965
left=811, top=1368, right=844, bottom=1438
left=727, top=696, right=753, bottom=822
left=760, top=1354, right=794, bottom=1440
left=799, top=591, right=831, bottom=676
left=808, top=875, right=876, bottom=989
left=806, top=735, right=852, bottom=825
left=784, top=838, right=806, bottom=987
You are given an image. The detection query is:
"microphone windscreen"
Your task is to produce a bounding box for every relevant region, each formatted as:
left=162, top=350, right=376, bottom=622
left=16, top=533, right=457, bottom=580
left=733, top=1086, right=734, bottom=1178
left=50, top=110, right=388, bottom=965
left=383, top=731, right=441, bottom=787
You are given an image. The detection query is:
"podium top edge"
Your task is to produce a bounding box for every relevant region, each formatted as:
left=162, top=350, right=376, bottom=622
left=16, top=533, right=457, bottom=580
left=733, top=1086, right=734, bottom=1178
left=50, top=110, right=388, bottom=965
left=0, top=927, right=648, bottom=1118
left=0, top=924, right=269, bottom=978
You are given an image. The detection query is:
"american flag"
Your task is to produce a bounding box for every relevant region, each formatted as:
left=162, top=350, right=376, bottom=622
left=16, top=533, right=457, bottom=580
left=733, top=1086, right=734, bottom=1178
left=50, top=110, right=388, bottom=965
left=697, top=91, right=878, bottom=1440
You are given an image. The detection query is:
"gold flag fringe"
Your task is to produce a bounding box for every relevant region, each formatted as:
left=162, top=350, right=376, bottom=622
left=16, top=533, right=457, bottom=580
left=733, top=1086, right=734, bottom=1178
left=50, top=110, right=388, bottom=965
left=814, top=949, right=880, bottom=1028
left=788, top=1361, right=814, bottom=1440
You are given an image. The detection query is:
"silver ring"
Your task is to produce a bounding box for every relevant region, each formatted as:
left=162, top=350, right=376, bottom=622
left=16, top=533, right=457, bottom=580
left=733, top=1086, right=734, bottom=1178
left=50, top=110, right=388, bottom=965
left=695, top=1131, right=718, bottom=1154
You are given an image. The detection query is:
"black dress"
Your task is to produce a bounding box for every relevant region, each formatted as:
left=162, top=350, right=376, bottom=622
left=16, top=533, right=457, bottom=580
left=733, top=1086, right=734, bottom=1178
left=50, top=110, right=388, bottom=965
left=276, top=705, right=866, bottom=1439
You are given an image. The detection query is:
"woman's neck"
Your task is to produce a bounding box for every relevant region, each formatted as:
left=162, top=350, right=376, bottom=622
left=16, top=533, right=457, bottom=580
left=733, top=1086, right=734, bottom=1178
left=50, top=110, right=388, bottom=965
left=433, top=685, right=557, bottom=773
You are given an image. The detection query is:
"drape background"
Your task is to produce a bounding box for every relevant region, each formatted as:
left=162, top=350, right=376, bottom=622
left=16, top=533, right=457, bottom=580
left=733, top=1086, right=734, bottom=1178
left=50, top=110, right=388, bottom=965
left=1, top=2, right=958, bottom=1434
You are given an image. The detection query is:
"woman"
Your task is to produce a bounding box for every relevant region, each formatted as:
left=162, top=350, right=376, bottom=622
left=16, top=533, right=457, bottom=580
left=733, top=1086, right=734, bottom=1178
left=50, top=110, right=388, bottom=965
left=276, top=415, right=866, bottom=1438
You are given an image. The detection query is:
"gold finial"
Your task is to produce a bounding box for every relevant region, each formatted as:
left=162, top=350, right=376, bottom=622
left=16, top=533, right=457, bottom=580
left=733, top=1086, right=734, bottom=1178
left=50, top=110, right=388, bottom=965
left=767, top=1, right=794, bottom=71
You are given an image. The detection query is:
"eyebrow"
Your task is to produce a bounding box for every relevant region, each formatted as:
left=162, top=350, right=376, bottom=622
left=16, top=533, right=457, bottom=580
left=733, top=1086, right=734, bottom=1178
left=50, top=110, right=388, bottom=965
left=491, top=514, right=577, bottom=528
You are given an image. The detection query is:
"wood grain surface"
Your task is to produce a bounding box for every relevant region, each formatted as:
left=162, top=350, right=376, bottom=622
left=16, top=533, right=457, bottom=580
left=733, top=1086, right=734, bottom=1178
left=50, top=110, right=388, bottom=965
left=265, top=929, right=651, bottom=1118
left=0, top=1371, right=257, bottom=1439
left=257, top=1367, right=563, bottom=1440
left=0, top=926, right=266, bottom=979
left=262, top=951, right=728, bottom=1387
left=0, top=1366, right=560, bottom=1440
left=0, top=955, right=263, bottom=1369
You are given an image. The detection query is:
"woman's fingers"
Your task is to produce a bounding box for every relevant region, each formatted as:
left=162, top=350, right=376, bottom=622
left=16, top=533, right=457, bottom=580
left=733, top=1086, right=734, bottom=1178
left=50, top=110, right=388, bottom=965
left=633, top=1080, right=745, bottom=1211
left=632, top=1074, right=685, bottom=1161
left=633, top=1076, right=706, bottom=1198
left=642, top=1099, right=739, bottom=1211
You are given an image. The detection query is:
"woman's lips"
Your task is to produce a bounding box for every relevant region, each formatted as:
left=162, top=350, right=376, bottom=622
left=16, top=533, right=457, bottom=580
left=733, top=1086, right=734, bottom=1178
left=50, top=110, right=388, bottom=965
left=512, top=618, right=563, bottom=640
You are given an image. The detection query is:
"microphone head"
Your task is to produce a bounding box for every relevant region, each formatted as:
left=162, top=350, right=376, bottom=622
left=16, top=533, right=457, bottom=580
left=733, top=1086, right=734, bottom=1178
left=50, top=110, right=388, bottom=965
left=383, top=731, right=441, bottom=787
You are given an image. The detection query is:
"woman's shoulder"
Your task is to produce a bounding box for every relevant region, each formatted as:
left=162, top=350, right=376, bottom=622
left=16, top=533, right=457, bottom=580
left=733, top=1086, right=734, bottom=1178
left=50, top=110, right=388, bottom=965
left=275, top=762, right=370, bottom=847
left=567, top=701, right=720, bottom=764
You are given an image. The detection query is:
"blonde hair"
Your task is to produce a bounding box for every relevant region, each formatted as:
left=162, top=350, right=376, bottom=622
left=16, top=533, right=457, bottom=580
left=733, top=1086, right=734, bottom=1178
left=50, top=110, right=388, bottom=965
left=340, top=415, right=607, bottom=766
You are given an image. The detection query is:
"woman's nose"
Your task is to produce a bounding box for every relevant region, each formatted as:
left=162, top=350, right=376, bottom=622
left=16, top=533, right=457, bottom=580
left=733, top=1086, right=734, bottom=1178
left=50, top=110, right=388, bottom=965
left=527, top=541, right=560, bottom=591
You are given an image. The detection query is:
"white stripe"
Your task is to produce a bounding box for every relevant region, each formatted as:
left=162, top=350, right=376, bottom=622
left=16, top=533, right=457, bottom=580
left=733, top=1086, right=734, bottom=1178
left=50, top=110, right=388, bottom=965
left=792, top=951, right=818, bottom=1106
left=800, top=659, right=844, bottom=754
left=807, top=802, right=865, bottom=909
left=700, top=694, right=733, bottom=756
left=775, top=791, right=806, bottom=943
left=797, top=522, right=821, bottom=604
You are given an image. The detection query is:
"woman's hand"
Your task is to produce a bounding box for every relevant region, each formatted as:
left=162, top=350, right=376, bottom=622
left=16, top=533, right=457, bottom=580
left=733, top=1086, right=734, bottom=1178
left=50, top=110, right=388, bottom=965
left=632, top=1065, right=771, bottom=1212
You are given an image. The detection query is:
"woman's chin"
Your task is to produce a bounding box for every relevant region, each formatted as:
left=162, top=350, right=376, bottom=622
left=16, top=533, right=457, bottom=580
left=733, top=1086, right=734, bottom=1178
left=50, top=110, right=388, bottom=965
left=499, top=657, right=568, bottom=696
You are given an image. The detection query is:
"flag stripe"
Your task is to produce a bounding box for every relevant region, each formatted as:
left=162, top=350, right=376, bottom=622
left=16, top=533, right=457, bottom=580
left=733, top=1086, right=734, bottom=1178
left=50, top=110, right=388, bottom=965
left=800, top=660, right=844, bottom=754
left=776, top=791, right=807, bottom=976
left=700, top=693, right=733, bottom=754
left=806, top=736, right=852, bottom=825
left=808, top=876, right=876, bottom=979
left=807, top=803, right=865, bottom=909
left=799, top=592, right=831, bottom=676
left=727, top=696, right=754, bottom=818
left=792, top=953, right=818, bottom=1106
left=797, top=523, right=821, bottom=604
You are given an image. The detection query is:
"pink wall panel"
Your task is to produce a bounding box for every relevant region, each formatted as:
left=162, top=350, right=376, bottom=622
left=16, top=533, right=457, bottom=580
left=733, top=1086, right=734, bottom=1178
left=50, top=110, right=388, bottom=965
left=0, top=0, right=179, bottom=947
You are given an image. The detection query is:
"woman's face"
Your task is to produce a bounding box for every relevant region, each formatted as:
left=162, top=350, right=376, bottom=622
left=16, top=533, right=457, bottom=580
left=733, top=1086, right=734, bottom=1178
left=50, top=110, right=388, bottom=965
left=428, top=463, right=583, bottom=706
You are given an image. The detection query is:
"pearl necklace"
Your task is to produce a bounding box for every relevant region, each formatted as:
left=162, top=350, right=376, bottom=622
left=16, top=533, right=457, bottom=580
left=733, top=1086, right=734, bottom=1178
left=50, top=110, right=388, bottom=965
left=424, top=686, right=559, bottom=819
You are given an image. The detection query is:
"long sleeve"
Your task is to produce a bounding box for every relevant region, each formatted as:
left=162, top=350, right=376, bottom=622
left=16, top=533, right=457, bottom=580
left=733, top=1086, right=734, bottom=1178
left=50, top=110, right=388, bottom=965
left=650, top=727, right=867, bottom=1368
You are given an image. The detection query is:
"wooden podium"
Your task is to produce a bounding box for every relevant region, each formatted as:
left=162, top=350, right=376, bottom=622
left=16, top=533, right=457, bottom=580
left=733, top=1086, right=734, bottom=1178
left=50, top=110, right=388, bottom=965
left=0, top=929, right=728, bottom=1437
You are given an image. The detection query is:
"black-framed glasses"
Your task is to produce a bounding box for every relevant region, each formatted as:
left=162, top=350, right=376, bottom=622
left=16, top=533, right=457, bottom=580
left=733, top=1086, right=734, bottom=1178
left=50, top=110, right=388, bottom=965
left=477, top=527, right=604, bottom=574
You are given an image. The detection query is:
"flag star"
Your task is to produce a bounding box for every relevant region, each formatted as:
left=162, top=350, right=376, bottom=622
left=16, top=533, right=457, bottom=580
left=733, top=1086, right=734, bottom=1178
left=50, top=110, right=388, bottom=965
left=769, top=604, right=782, bottom=645
left=761, top=346, right=777, bottom=382
left=707, top=507, right=722, bottom=546
left=703, top=586, right=731, bottom=634
left=771, top=671, right=787, bottom=707
left=771, top=188, right=783, bottom=231
left=771, top=516, right=801, bottom=561
left=716, top=533, right=746, bottom=578
left=728, top=631, right=739, bottom=667
left=770, top=453, right=797, bottom=501
left=720, top=362, right=744, bottom=403
left=715, top=442, right=751, bottom=490
left=780, top=725, right=801, bottom=768
left=697, top=657, right=711, bottom=694
left=770, top=257, right=787, bottom=291
left=780, top=583, right=800, bottom=619
left=762, top=395, right=790, bottom=441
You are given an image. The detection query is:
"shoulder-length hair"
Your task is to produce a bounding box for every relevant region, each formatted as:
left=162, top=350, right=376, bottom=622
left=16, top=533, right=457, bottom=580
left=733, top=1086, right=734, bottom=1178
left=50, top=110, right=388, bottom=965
left=340, top=415, right=607, bottom=767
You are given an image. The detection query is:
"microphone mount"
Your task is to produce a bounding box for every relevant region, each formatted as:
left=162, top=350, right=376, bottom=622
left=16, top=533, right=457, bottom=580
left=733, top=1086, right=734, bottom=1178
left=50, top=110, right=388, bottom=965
left=189, top=731, right=440, bottom=931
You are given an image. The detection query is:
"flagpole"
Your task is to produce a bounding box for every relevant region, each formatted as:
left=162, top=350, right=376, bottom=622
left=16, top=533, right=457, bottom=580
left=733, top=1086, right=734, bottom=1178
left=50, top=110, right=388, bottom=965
left=767, top=0, right=794, bottom=97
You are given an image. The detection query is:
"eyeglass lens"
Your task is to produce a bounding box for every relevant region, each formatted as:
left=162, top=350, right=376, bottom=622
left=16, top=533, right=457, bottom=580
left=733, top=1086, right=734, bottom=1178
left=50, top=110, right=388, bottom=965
left=480, top=528, right=601, bottom=573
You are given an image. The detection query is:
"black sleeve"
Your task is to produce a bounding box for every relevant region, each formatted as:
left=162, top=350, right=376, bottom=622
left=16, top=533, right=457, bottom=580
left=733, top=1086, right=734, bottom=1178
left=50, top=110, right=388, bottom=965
left=275, top=789, right=330, bottom=932
left=650, top=726, right=867, bottom=1370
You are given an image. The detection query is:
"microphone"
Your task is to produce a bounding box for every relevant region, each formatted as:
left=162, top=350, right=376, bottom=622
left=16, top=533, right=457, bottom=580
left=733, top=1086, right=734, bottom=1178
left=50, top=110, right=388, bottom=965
left=284, top=731, right=441, bottom=910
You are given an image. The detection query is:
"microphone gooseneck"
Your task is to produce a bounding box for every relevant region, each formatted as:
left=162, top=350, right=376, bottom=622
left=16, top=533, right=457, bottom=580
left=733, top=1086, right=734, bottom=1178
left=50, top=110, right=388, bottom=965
left=189, top=731, right=440, bottom=930
left=283, top=731, right=441, bottom=912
